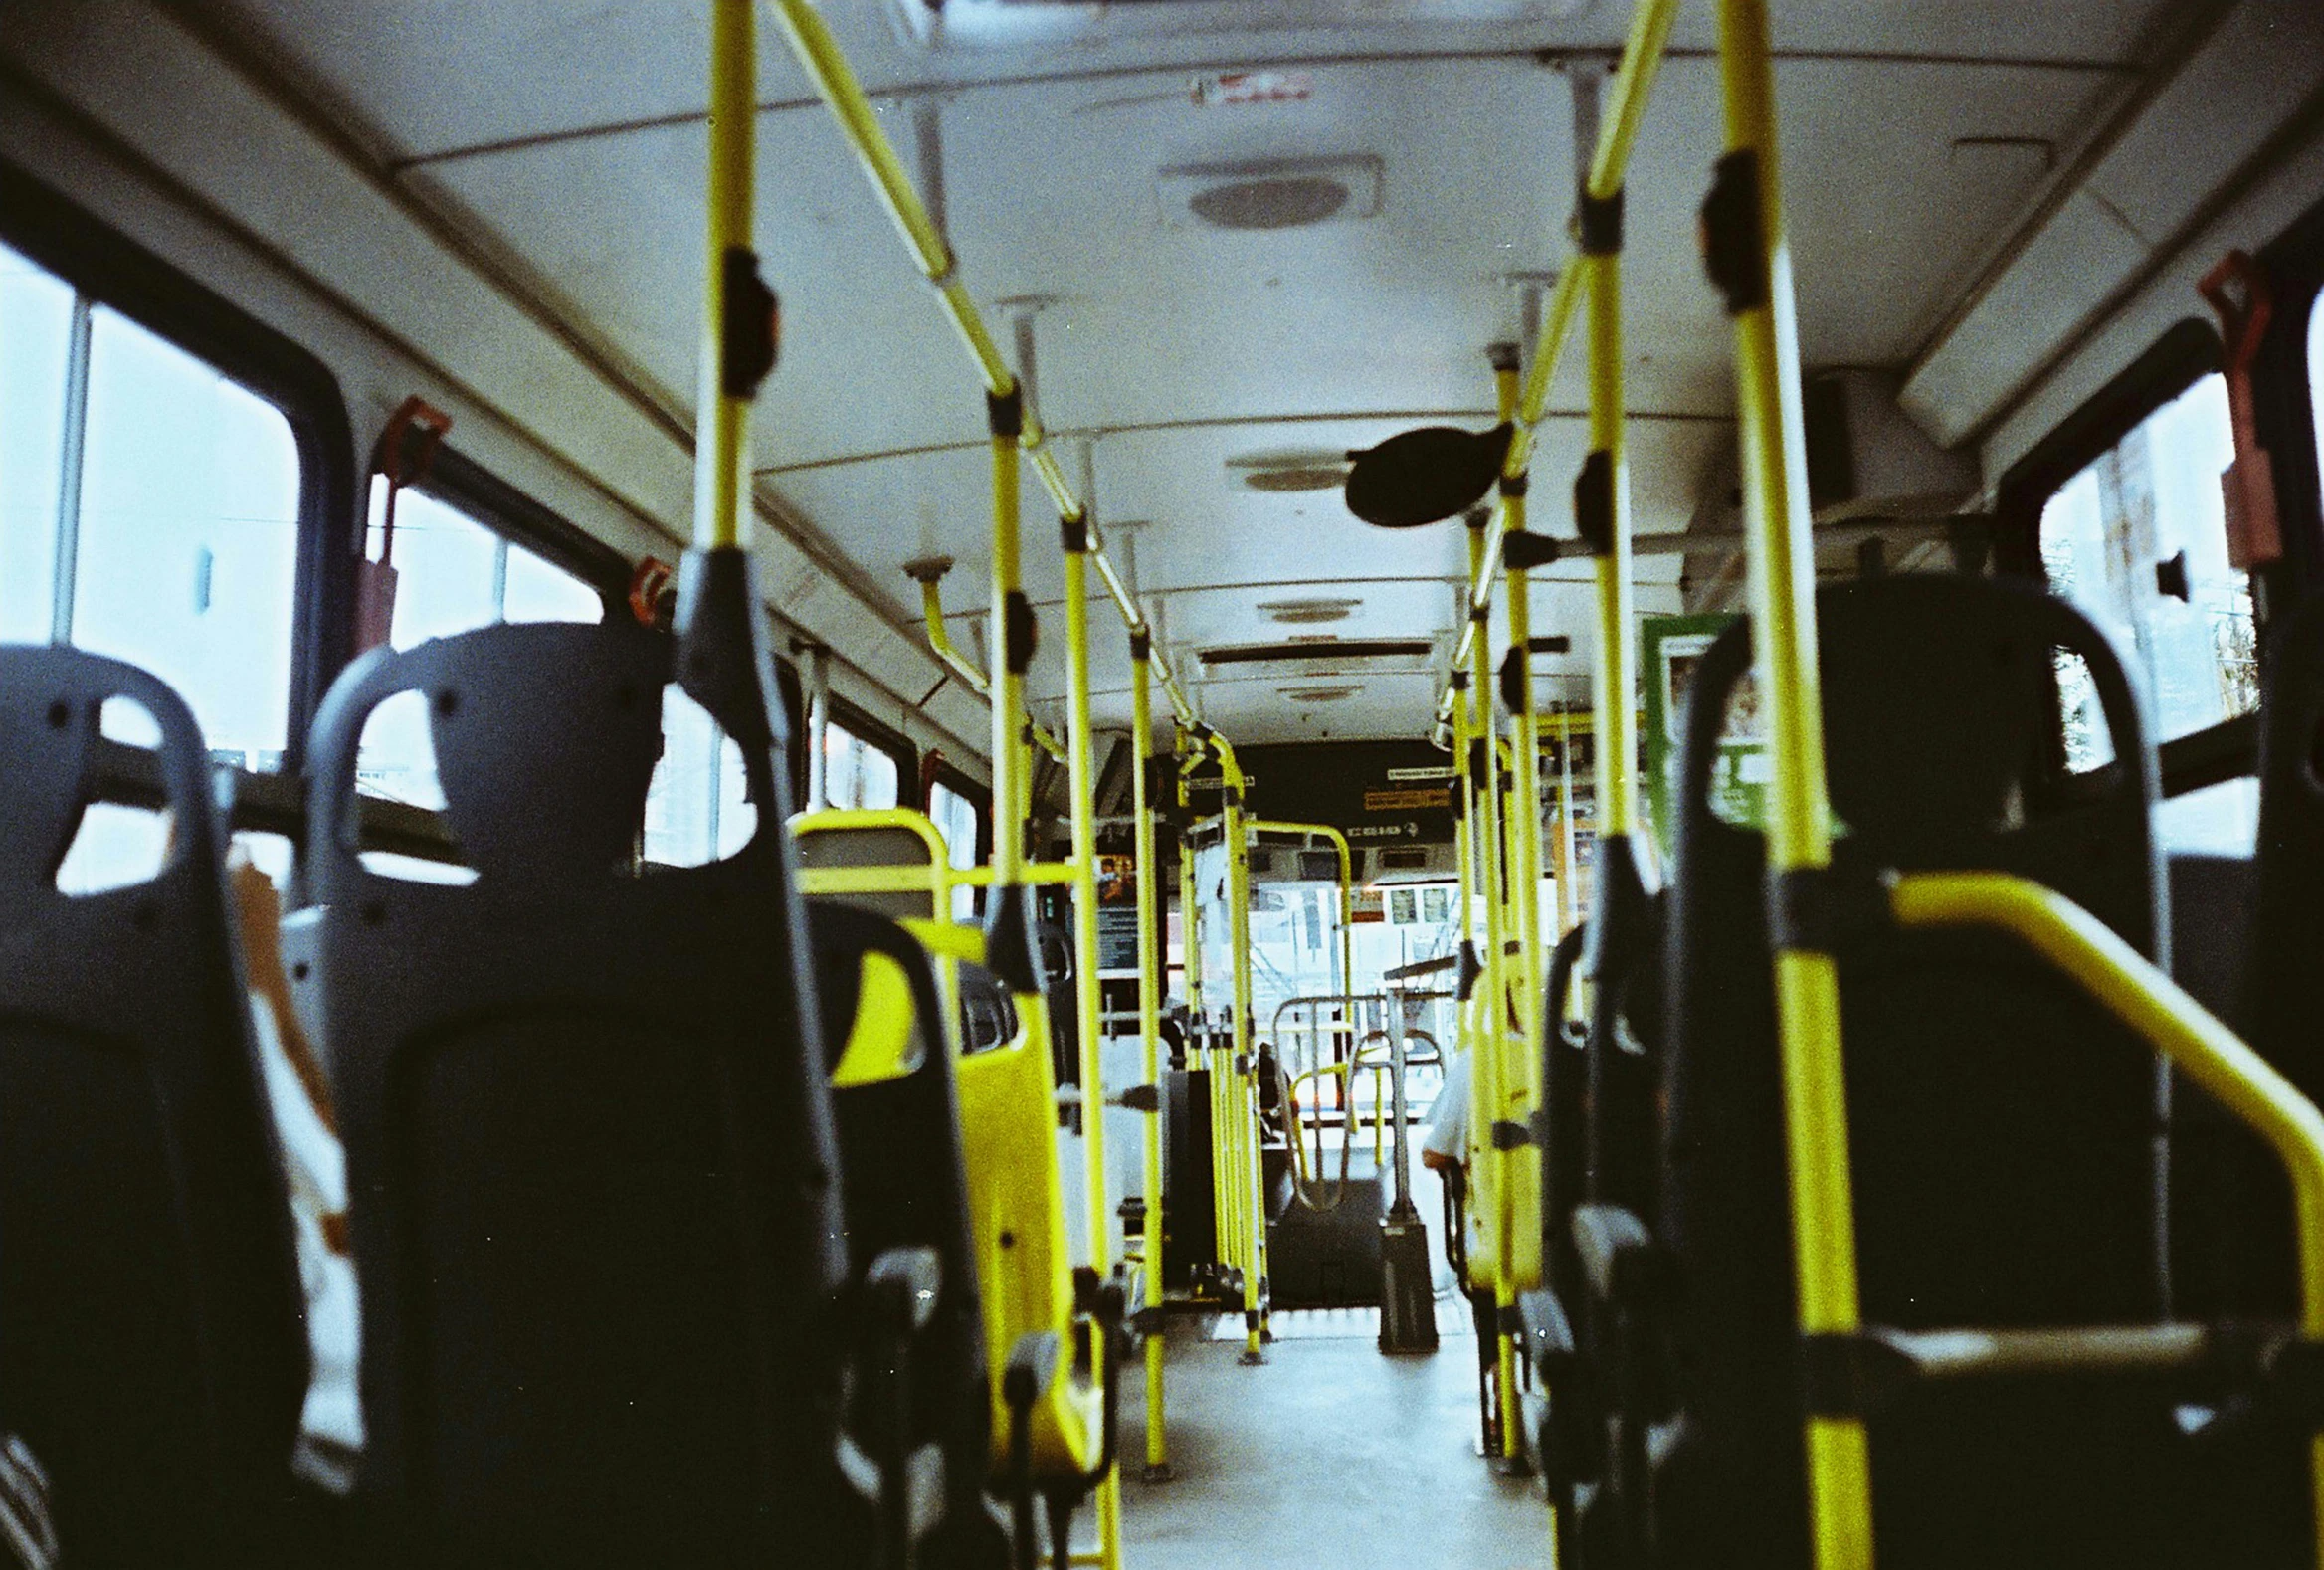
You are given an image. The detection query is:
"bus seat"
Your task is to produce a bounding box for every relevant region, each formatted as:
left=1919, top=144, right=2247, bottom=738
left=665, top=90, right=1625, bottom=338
left=796, top=809, right=953, bottom=922
left=906, top=921, right=1113, bottom=1502
left=1643, top=576, right=2207, bottom=1568
left=300, top=620, right=864, bottom=1568
left=0, top=647, right=309, bottom=1569
left=2187, top=593, right=2324, bottom=1326
left=807, top=901, right=1008, bottom=1570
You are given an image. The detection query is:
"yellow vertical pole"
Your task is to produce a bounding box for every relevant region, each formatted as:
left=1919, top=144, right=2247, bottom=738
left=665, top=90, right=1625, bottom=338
left=1582, top=250, right=1638, bottom=848
left=1132, top=639, right=1171, bottom=1482
left=1218, top=739, right=1265, bottom=1363
left=1713, top=1, right=1873, bottom=1563
left=1063, top=521, right=1109, bottom=1272
left=1059, top=517, right=1123, bottom=1570
left=694, top=0, right=754, bottom=552
left=1451, top=673, right=1477, bottom=1045
left=1461, top=514, right=1518, bottom=1458
left=986, top=389, right=1027, bottom=883
left=1493, top=348, right=1545, bottom=1301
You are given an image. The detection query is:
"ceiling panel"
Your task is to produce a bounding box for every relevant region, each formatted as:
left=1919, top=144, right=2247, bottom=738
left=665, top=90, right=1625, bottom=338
left=203, top=0, right=2171, bottom=166
left=180, top=0, right=2186, bottom=747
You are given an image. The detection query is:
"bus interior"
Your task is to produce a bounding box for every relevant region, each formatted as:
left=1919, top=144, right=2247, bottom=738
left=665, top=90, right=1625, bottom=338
left=5, top=0, right=2324, bottom=1566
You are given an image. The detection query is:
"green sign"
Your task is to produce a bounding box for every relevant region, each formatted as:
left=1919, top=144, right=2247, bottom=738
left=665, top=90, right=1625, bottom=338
left=1642, top=613, right=1767, bottom=857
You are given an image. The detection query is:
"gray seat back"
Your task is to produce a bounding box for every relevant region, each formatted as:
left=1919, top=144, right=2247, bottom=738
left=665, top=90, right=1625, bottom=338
left=0, top=647, right=307, bottom=1568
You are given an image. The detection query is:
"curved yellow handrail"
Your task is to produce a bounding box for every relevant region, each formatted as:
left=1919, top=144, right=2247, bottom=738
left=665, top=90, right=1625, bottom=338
left=1891, top=869, right=2324, bottom=1566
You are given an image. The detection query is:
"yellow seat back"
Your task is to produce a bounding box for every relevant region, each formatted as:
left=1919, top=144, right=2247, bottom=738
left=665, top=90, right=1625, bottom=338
left=908, top=920, right=1104, bottom=1480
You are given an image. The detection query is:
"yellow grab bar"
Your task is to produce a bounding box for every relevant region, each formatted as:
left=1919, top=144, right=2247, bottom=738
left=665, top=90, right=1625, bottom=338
left=1435, top=0, right=1677, bottom=724
left=1707, top=0, right=1870, bottom=1562
left=910, top=568, right=1066, bottom=763
left=1891, top=869, right=2324, bottom=1567
left=768, top=0, right=1201, bottom=731
left=1889, top=872, right=2324, bottom=1329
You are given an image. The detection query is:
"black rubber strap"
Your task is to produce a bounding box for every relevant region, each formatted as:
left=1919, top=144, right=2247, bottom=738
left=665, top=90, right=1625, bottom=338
left=1578, top=185, right=1625, bottom=256
left=1004, top=591, right=1038, bottom=675
left=1701, top=150, right=1769, bottom=315
left=1768, top=866, right=1890, bottom=953
left=988, top=385, right=1025, bottom=438
left=1061, top=515, right=1088, bottom=553
left=720, top=248, right=778, bottom=399
left=1129, top=628, right=1151, bottom=661
left=1504, top=530, right=1561, bottom=571
left=1574, top=450, right=1615, bottom=557
left=1498, top=648, right=1529, bottom=715
left=1800, top=1332, right=1899, bottom=1419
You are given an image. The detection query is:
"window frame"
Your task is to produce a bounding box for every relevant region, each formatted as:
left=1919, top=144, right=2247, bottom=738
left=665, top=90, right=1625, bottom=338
left=927, top=759, right=993, bottom=864
left=0, top=161, right=356, bottom=773
left=823, top=694, right=915, bottom=812
left=375, top=428, right=633, bottom=623
left=1996, top=318, right=2253, bottom=799
left=2251, top=188, right=2324, bottom=609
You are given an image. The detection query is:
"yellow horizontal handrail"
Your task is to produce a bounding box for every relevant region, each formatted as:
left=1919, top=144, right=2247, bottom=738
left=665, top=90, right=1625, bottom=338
left=1889, top=869, right=2324, bottom=1566
left=769, top=0, right=1198, bottom=733
left=1434, top=0, right=1678, bottom=729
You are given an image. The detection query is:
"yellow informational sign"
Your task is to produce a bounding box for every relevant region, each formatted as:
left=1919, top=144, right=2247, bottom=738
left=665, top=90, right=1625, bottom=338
left=1361, top=787, right=1451, bottom=813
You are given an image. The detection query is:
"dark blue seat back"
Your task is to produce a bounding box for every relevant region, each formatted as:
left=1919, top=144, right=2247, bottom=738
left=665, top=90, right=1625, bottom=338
left=0, top=647, right=307, bottom=1568
left=1658, top=576, right=2184, bottom=1569
left=2197, top=594, right=2324, bottom=1320
left=303, top=617, right=859, bottom=1568
left=807, top=902, right=999, bottom=1560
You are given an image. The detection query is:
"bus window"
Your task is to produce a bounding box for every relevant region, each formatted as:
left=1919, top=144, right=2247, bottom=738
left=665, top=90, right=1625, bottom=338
left=823, top=718, right=901, bottom=811
left=2311, top=289, right=2323, bottom=488
left=73, top=304, right=302, bottom=768
left=0, top=243, right=73, bottom=643
left=928, top=778, right=982, bottom=919
left=644, top=687, right=753, bottom=868
left=2037, top=370, right=2257, bottom=853
left=363, top=478, right=602, bottom=649
left=354, top=482, right=605, bottom=825
left=2, top=248, right=306, bottom=888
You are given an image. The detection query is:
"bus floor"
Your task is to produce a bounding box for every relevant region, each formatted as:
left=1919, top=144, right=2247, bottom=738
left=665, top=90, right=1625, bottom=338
left=1116, top=1309, right=1551, bottom=1570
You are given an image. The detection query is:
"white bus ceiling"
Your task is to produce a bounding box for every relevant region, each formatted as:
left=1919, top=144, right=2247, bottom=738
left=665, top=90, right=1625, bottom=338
left=4, top=0, right=2320, bottom=762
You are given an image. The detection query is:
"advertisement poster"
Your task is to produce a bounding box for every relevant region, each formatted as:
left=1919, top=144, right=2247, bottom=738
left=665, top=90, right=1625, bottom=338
left=1641, top=613, right=1767, bottom=856
left=1096, top=852, right=1140, bottom=975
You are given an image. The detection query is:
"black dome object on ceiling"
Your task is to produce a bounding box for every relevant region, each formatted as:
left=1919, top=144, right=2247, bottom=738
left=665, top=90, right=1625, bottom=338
left=1342, top=422, right=1514, bottom=528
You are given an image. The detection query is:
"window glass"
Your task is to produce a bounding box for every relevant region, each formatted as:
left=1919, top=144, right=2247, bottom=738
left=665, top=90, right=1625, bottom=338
left=929, top=778, right=982, bottom=920
left=644, top=687, right=754, bottom=867
left=353, top=483, right=605, bottom=815
left=70, top=306, right=301, bottom=766
left=0, top=243, right=72, bottom=642
left=2040, top=373, right=2253, bottom=746
left=363, top=478, right=602, bottom=649
left=2155, top=776, right=2259, bottom=857
left=824, top=720, right=901, bottom=811
left=2311, top=291, right=2324, bottom=492
left=2039, top=372, right=2256, bottom=853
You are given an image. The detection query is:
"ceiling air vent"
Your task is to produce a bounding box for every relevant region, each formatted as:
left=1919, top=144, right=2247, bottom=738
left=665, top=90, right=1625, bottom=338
left=1159, top=157, right=1382, bottom=232
left=1258, top=597, right=1361, bottom=625
left=1280, top=685, right=1359, bottom=703
left=894, top=0, right=1597, bottom=52
left=1202, top=639, right=1432, bottom=667
left=1229, top=449, right=1354, bottom=493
